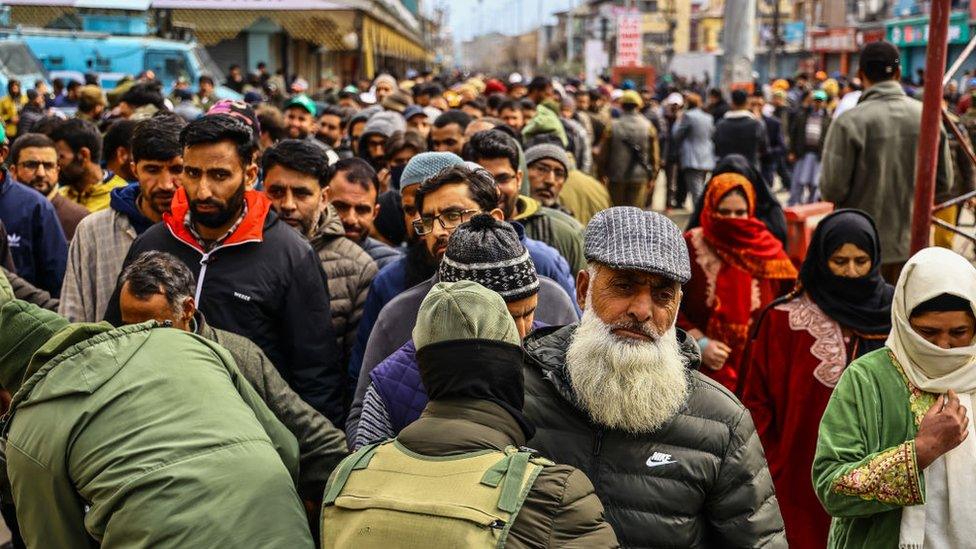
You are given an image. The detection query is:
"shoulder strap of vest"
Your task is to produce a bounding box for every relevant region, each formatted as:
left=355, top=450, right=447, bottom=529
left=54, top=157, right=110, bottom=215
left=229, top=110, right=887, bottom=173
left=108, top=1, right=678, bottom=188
left=323, top=441, right=386, bottom=505
left=478, top=446, right=550, bottom=514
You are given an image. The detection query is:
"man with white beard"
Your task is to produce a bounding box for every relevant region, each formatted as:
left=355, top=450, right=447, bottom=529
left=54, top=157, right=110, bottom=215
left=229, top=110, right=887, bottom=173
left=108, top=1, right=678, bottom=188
left=521, top=206, right=786, bottom=548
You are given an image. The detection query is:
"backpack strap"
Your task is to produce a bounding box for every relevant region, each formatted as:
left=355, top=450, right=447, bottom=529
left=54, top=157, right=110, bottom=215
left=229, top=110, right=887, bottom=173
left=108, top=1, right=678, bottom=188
left=323, top=441, right=385, bottom=506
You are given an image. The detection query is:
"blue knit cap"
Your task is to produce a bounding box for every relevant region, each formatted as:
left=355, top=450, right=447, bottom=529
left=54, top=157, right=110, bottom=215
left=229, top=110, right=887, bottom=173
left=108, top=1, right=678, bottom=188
left=400, top=152, right=465, bottom=193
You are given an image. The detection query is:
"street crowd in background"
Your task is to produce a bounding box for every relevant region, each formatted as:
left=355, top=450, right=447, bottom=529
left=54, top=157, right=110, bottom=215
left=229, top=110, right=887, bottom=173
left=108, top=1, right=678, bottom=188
left=1, top=37, right=976, bottom=549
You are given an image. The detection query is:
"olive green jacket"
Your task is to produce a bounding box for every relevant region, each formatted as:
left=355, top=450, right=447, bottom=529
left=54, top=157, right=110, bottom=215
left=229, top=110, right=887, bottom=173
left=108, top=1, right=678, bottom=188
left=3, top=321, right=315, bottom=548
left=198, top=314, right=349, bottom=499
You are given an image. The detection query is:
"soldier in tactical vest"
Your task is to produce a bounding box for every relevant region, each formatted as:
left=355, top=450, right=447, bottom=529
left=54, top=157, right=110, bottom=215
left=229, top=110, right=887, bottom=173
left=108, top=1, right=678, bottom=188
left=321, top=281, right=618, bottom=548
left=598, top=90, right=659, bottom=209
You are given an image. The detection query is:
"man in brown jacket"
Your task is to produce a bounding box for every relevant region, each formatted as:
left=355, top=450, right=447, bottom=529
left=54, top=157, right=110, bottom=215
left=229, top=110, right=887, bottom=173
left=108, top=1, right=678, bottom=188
left=321, top=281, right=617, bottom=548
left=261, top=139, right=378, bottom=362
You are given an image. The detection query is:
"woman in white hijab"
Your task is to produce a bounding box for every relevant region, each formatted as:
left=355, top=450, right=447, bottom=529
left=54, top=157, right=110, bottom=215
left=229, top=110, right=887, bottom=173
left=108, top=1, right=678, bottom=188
left=813, top=246, right=976, bottom=549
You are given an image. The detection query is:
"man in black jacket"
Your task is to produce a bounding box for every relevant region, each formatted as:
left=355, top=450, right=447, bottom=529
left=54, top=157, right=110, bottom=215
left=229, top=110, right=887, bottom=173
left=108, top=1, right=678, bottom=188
left=712, top=89, right=768, bottom=170
left=104, top=114, right=345, bottom=424
left=522, top=206, right=786, bottom=548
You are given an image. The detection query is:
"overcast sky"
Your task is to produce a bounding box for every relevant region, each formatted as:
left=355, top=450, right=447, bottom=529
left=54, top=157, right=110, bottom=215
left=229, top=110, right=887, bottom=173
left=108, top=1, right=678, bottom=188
left=446, top=0, right=580, bottom=42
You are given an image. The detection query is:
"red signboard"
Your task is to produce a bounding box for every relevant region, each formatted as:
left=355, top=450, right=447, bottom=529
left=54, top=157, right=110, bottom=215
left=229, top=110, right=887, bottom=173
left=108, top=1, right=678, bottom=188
left=856, top=28, right=887, bottom=46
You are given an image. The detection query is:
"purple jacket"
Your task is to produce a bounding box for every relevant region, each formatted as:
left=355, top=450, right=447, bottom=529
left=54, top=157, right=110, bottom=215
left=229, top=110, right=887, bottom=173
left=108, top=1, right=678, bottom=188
left=370, top=320, right=546, bottom=435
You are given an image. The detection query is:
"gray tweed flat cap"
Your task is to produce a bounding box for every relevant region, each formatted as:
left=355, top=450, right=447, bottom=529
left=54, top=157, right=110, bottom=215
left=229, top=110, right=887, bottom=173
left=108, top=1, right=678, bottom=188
left=584, top=207, right=691, bottom=283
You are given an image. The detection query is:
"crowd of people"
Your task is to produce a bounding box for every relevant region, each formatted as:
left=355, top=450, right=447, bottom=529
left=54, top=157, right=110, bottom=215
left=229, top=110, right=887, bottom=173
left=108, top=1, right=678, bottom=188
left=0, top=37, right=974, bottom=548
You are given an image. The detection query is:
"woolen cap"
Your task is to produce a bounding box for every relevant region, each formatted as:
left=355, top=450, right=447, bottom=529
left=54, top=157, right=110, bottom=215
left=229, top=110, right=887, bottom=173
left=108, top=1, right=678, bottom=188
left=413, top=281, right=521, bottom=351
left=400, top=151, right=464, bottom=192
left=373, top=74, right=397, bottom=90
left=584, top=206, right=691, bottom=283
left=524, top=144, right=569, bottom=173
left=381, top=89, right=413, bottom=113
left=361, top=111, right=406, bottom=139
left=439, top=214, right=539, bottom=302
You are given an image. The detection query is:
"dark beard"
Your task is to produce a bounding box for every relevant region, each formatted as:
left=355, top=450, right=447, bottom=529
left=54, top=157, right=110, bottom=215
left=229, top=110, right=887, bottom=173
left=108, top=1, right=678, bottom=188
left=404, top=239, right=438, bottom=288
left=59, top=158, right=86, bottom=190
left=30, top=177, right=55, bottom=196
left=190, top=182, right=246, bottom=229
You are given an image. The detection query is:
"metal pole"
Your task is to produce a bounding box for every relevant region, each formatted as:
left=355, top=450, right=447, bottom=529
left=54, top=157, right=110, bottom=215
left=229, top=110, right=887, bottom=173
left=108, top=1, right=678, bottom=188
left=910, top=0, right=952, bottom=254
left=943, top=31, right=976, bottom=87
left=769, top=0, right=780, bottom=80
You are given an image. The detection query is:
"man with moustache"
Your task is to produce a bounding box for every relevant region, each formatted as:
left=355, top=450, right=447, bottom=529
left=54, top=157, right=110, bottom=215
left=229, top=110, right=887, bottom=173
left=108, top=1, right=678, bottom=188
left=0, top=132, right=67, bottom=298
left=521, top=207, right=786, bottom=548
left=51, top=119, right=128, bottom=213
left=344, top=162, right=579, bottom=437
left=325, top=158, right=400, bottom=270
left=262, top=139, right=378, bottom=363
left=8, top=133, right=89, bottom=240
left=103, top=114, right=345, bottom=424
left=58, top=113, right=186, bottom=322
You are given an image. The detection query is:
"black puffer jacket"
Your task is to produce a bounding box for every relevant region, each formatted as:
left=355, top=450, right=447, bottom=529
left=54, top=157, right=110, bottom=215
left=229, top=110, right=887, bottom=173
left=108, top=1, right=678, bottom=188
left=522, top=325, right=786, bottom=549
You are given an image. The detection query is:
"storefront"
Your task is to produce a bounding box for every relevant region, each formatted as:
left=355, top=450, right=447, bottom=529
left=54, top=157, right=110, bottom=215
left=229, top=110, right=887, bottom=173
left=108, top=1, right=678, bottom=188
left=886, top=11, right=971, bottom=79
left=4, top=0, right=430, bottom=83
left=809, top=28, right=858, bottom=77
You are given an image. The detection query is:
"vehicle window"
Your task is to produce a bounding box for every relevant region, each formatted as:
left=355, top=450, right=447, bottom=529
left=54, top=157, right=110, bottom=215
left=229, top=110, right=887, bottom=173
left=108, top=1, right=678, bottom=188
left=192, top=46, right=222, bottom=81
left=0, top=43, right=43, bottom=74
left=144, top=50, right=188, bottom=84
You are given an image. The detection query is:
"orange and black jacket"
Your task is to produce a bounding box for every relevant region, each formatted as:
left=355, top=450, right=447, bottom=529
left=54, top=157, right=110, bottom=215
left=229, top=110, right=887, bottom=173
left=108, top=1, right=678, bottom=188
left=104, top=188, right=345, bottom=424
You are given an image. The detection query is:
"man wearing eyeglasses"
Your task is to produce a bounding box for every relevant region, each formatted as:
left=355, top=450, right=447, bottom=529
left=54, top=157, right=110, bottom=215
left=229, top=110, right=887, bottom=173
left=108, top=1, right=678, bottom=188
left=344, top=162, right=581, bottom=438
left=465, top=130, right=586, bottom=276
left=9, top=133, right=88, bottom=240
left=0, top=131, right=67, bottom=297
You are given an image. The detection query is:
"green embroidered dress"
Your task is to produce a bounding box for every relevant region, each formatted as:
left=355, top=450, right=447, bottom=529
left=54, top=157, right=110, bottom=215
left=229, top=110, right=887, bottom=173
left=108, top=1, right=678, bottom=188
left=813, top=347, right=934, bottom=548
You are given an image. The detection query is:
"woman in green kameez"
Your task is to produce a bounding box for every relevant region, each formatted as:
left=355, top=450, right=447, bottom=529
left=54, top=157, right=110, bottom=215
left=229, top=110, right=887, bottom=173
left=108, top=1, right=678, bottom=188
left=813, top=246, right=976, bottom=549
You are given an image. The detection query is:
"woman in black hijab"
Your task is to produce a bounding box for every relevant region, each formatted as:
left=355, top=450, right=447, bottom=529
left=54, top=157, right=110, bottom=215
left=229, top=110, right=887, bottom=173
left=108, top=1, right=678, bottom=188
left=738, top=209, right=893, bottom=549
left=687, top=153, right=788, bottom=244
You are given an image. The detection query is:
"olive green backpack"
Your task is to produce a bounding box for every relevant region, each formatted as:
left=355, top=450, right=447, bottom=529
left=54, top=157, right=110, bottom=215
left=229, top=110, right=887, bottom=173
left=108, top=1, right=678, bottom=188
left=321, top=440, right=553, bottom=548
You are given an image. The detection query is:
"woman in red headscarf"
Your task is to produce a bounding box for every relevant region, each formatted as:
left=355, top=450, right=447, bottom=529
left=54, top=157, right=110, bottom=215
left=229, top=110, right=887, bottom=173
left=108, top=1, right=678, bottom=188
left=678, top=173, right=797, bottom=391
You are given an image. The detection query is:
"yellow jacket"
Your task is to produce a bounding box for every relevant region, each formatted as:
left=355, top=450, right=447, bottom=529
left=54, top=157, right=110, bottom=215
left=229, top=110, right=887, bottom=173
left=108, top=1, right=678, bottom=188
left=0, top=94, right=27, bottom=138
left=59, top=173, right=128, bottom=212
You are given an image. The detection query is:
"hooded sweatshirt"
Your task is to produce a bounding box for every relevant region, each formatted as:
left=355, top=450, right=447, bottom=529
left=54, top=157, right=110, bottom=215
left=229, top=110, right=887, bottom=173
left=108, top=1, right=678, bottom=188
left=109, top=182, right=154, bottom=236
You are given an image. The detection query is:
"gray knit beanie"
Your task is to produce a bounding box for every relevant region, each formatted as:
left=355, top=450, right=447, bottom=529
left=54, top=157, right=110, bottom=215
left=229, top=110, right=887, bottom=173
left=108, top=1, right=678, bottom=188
left=584, top=206, right=691, bottom=283
left=439, top=214, right=539, bottom=302
left=349, top=105, right=383, bottom=127
left=373, top=74, right=398, bottom=90
left=361, top=110, right=406, bottom=139
left=400, top=151, right=465, bottom=192
left=524, top=143, right=570, bottom=174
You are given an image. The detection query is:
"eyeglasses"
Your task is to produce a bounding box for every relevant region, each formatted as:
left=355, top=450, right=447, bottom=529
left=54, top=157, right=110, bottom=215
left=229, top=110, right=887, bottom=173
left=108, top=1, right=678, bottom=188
left=413, top=208, right=479, bottom=235
left=18, top=160, right=57, bottom=171
left=494, top=173, right=515, bottom=186
left=529, top=163, right=567, bottom=182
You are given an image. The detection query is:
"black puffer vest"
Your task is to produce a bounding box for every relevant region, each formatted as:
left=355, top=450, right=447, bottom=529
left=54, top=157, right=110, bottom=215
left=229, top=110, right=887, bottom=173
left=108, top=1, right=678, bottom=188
left=522, top=324, right=786, bottom=549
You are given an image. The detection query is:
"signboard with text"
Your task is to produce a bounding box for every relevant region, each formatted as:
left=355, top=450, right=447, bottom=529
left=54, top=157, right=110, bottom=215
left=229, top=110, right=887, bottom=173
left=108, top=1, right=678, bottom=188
left=886, top=11, right=970, bottom=47
left=615, top=8, right=642, bottom=67
left=810, top=28, right=857, bottom=52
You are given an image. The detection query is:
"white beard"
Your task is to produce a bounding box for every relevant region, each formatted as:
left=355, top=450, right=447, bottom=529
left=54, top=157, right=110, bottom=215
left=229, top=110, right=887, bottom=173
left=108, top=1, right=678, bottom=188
left=565, top=308, right=690, bottom=434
